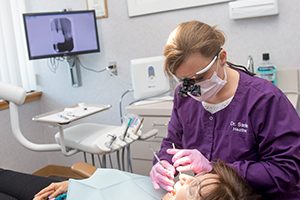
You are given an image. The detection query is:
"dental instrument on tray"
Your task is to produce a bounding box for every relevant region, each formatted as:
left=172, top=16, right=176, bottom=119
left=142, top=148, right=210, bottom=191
left=120, top=118, right=132, bottom=140
left=132, top=117, right=144, bottom=135
left=105, top=134, right=117, bottom=149
left=57, top=114, right=69, bottom=120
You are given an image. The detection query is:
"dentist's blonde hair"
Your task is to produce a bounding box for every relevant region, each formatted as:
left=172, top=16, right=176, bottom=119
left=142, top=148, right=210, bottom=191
left=163, top=21, right=225, bottom=77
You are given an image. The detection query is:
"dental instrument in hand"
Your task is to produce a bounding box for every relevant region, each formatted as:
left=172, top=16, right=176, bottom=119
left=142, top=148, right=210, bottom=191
left=150, top=145, right=165, bottom=169
left=171, top=144, right=187, bottom=176
left=172, top=143, right=176, bottom=149
left=150, top=145, right=175, bottom=191
left=170, top=143, right=179, bottom=196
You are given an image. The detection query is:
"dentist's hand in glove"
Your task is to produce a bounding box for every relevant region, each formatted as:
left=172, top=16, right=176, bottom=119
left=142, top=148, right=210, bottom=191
left=150, top=160, right=176, bottom=191
left=167, top=149, right=212, bottom=174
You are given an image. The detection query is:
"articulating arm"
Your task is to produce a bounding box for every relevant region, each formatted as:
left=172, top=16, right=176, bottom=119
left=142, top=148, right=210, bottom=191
left=0, top=81, right=61, bottom=152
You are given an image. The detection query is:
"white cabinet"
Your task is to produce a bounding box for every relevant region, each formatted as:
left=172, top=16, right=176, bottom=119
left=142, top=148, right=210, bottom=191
left=125, top=101, right=173, bottom=176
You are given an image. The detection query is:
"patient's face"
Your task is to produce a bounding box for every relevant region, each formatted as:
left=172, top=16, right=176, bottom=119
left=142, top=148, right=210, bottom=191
left=162, top=173, right=219, bottom=200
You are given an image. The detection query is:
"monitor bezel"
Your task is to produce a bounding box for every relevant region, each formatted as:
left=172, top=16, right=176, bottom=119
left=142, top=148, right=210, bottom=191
left=23, top=10, right=100, bottom=60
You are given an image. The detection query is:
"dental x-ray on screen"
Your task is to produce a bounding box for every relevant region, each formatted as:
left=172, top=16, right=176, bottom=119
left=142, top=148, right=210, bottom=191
left=23, top=10, right=100, bottom=60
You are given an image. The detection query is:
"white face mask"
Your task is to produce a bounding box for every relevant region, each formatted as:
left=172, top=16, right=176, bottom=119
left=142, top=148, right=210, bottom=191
left=188, top=60, right=227, bottom=102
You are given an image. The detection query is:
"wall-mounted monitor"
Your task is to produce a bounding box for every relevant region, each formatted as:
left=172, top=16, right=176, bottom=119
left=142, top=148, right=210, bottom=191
left=23, top=10, right=100, bottom=60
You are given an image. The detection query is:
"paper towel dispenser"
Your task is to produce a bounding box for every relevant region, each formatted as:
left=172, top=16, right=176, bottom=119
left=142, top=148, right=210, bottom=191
left=229, top=0, right=278, bottom=20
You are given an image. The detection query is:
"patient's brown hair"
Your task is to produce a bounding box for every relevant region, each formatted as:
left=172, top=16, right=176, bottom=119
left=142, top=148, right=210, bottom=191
left=197, top=160, right=262, bottom=200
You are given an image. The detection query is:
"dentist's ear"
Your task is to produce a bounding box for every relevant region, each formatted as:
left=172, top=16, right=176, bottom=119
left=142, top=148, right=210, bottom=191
left=219, top=49, right=227, bottom=66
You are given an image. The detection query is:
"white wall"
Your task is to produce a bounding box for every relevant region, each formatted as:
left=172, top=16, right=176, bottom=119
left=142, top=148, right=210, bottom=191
left=0, top=0, right=299, bottom=173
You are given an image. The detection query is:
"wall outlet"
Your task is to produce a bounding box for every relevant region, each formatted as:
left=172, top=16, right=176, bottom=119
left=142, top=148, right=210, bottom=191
left=109, top=61, right=117, bottom=76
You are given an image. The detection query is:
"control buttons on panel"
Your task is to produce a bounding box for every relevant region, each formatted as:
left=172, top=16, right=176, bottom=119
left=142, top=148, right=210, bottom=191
left=148, top=66, right=156, bottom=82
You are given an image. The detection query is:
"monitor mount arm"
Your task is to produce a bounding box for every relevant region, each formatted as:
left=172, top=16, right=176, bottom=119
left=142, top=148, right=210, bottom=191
left=67, top=55, right=82, bottom=87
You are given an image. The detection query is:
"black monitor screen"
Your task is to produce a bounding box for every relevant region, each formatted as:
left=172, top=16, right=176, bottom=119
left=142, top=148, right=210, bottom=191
left=23, top=10, right=100, bottom=60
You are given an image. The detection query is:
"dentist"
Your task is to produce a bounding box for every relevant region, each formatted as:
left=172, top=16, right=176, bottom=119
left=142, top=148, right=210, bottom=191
left=150, top=20, right=300, bottom=199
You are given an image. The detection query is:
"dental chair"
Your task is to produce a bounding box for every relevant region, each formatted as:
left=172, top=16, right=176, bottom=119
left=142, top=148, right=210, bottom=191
left=0, top=81, right=158, bottom=171
left=71, top=162, right=97, bottom=178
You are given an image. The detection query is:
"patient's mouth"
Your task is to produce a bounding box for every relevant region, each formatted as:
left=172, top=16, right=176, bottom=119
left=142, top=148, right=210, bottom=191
left=168, top=190, right=176, bottom=197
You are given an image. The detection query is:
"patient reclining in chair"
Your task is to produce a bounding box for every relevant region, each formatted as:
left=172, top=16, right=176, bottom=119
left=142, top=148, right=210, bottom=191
left=0, top=159, right=260, bottom=200
left=32, top=159, right=260, bottom=200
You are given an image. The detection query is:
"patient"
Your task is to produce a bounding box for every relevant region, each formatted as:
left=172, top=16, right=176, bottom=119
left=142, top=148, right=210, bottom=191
left=162, top=160, right=262, bottom=200
left=0, top=168, right=58, bottom=200
left=33, top=160, right=261, bottom=200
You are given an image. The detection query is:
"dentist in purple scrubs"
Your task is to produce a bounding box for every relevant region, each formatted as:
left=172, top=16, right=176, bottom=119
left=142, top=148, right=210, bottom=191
left=150, top=20, right=300, bottom=199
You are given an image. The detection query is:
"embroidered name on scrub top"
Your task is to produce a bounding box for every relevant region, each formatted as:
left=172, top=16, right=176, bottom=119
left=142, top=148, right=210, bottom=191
left=202, top=96, right=249, bottom=133
left=230, top=121, right=249, bottom=133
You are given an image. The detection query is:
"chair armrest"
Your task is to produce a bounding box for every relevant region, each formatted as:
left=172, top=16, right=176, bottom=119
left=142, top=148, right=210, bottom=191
left=71, top=162, right=97, bottom=178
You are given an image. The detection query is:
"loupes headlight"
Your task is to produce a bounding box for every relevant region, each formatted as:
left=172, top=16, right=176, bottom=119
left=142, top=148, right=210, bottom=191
left=177, top=78, right=201, bottom=97
left=190, top=85, right=201, bottom=97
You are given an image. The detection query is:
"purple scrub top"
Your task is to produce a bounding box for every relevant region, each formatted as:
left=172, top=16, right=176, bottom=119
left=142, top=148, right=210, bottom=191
left=155, top=69, right=300, bottom=199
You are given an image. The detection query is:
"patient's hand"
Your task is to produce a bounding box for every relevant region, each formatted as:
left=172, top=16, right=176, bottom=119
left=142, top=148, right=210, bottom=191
left=33, top=180, right=69, bottom=200
left=33, top=190, right=54, bottom=200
